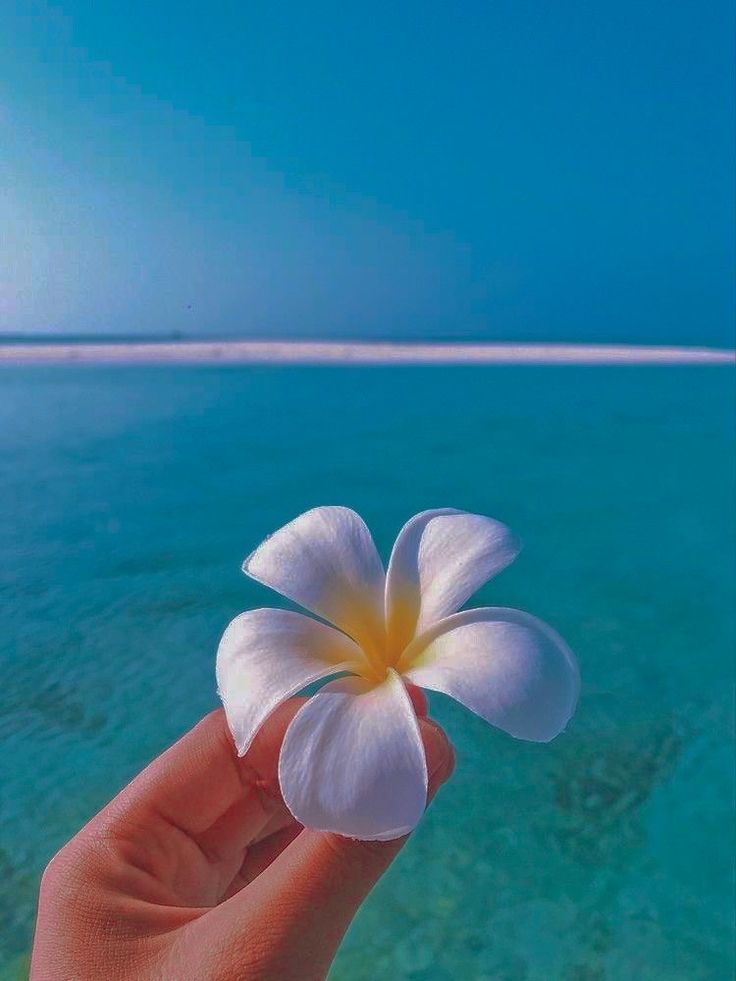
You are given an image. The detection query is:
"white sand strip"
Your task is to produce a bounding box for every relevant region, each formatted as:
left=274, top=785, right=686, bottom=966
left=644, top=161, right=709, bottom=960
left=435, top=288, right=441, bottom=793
left=0, top=341, right=733, bottom=366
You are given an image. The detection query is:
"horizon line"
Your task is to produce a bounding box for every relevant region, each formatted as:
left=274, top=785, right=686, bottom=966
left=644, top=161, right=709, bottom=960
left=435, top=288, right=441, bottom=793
left=0, top=340, right=733, bottom=366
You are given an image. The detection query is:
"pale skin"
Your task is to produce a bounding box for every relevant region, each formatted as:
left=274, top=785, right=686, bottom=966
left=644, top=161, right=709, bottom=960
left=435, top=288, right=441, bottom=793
left=31, top=691, right=453, bottom=980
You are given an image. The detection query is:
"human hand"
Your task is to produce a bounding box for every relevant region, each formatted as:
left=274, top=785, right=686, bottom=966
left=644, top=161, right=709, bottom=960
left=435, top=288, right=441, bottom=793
left=31, top=697, right=453, bottom=980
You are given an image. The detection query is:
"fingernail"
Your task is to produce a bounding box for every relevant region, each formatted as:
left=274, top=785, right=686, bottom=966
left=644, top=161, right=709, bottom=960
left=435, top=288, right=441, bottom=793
left=406, top=683, right=429, bottom=717
left=421, top=719, right=455, bottom=798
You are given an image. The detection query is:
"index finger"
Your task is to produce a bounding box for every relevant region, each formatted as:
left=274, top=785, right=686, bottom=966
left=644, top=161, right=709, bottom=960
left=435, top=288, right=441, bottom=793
left=93, top=701, right=303, bottom=838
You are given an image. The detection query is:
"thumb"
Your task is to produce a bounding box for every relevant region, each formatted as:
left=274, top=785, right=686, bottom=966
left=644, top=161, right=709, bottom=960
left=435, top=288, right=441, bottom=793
left=243, top=718, right=454, bottom=979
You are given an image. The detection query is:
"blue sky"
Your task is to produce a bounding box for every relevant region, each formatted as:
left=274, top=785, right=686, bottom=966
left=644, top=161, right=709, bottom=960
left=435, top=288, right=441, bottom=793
left=1, top=1, right=733, bottom=343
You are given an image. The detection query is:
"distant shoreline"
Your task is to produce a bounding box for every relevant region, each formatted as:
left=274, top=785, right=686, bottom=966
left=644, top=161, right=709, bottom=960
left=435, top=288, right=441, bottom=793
left=0, top=340, right=733, bottom=366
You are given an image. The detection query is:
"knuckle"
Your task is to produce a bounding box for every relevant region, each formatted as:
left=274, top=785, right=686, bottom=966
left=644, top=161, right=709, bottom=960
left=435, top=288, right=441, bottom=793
left=38, top=830, right=111, bottom=902
left=39, top=842, right=75, bottom=894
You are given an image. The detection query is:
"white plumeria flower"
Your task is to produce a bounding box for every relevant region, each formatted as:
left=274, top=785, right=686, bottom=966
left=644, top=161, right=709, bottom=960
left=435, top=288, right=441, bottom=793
left=217, top=507, right=579, bottom=841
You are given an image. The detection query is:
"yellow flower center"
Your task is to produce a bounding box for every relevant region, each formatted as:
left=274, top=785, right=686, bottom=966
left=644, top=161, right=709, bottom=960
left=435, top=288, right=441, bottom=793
left=346, top=591, right=420, bottom=685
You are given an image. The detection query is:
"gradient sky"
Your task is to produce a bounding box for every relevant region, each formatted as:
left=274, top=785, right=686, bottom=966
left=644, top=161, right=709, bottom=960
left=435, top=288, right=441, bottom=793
left=1, top=1, right=734, bottom=343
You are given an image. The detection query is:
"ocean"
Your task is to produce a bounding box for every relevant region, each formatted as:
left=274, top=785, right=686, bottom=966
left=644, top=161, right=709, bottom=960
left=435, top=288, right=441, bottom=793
left=1, top=363, right=734, bottom=979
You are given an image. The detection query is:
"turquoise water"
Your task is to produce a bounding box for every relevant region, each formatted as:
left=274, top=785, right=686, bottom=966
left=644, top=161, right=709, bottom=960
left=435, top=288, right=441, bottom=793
left=1, top=365, right=734, bottom=979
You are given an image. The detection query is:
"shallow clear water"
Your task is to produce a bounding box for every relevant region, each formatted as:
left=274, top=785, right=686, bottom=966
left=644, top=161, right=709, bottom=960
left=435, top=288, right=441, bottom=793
left=1, top=365, right=734, bottom=979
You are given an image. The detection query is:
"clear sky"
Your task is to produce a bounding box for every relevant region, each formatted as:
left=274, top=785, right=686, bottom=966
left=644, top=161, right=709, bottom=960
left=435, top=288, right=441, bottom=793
left=1, top=1, right=733, bottom=344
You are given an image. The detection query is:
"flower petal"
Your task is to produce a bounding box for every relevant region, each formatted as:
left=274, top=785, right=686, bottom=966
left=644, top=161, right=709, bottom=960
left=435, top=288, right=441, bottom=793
left=244, top=507, right=386, bottom=654
left=216, top=608, right=363, bottom=756
left=402, top=608, right=579, bottom=742
left=278, top=669, right=428, bottom=840
left=385, top=509, right=521, bottom=650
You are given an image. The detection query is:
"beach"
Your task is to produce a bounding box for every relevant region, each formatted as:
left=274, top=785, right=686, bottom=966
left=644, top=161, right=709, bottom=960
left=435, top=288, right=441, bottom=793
left=0, top=340, right=733, bottom=365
